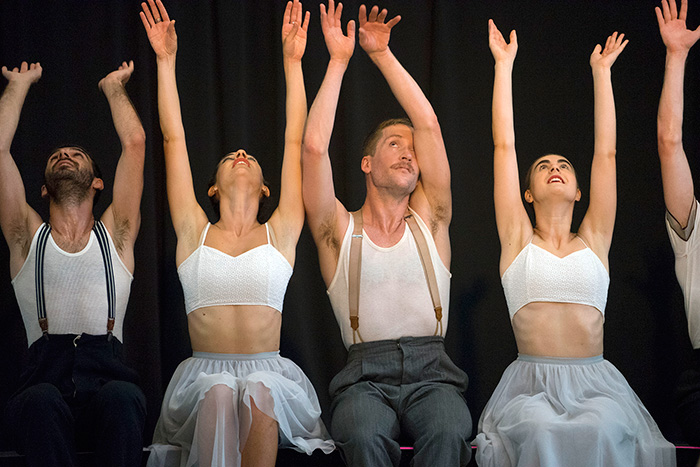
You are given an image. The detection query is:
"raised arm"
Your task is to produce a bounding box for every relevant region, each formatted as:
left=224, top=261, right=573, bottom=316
left=302, top=0, right=355, bottom=285
left=358, top=4, right=450, bottom=233
left=268, top=0, right=310, bottom=263
left=579, top=32, right=627, bottom=255
left=488, top=20, right=531, bottom=275
left=0, top=62, right=43, bottom=275
left=656, top=0, right=700, bottom=227
left=141, top=0, right=207, bottom=259
left=99, top=61, right=146, bottom=269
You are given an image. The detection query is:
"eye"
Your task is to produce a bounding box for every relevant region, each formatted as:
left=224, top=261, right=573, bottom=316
left=560, top=163, right=569, bottom=169
left=248, top=156, right=257, bottom=162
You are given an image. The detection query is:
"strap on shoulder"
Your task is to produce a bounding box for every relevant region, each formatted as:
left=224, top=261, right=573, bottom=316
left=349, top=210, right=364, bottom=344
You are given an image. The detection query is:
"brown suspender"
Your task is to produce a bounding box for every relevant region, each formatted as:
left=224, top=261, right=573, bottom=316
left=348, top=208, right=443, bottom=345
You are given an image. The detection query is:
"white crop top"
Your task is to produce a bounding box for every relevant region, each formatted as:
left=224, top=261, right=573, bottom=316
left=177, top=223, right=293, bottom=314
left=11, top=223, right=133, bottom=346
left=501, top=237, right=609, bottom=320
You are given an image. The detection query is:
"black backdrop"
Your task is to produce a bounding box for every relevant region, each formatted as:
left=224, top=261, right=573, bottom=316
left=0, top=0, right=697, bottom=447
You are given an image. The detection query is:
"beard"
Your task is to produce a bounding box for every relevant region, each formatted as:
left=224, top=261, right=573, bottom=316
left=44, top=165, right=95, bottom=205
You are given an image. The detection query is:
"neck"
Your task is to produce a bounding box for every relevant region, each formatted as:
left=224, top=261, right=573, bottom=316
left=216, top=193, right=261, bottom=236
left=48, top=199, right=95, bottom=239
left=361, top=192, right=410, bottom=234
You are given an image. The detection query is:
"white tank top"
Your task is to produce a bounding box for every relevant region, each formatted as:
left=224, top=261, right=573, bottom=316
left=177, top=223, right=293, bottom=314
left=11, top=223, right=133, bottom=346
left=327, top=209, right=451, bottom=349
left=501, top=238, right=609, bottom=320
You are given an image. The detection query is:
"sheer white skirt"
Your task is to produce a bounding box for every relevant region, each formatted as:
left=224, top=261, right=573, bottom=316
left=474, top=355, right=675, bottom=467
left=147, top=351, right=334, bottom=467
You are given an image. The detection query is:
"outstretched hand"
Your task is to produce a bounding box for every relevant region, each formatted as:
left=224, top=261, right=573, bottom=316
left=282, top=0, right=311, bottom=61
left=99, top=60, right=134, bottom=92
left=590, top=32, right=628, bottom=70
left=656, top=0, right=700, bottom=54
left=320, top=0, right=355, bottom=62
left=140, top=0, right=177, bottom=58
left=1, top=62, right=42, bottom=87
left=358, top=4, right=400, bottom=56
left=488, top=19, right=517, bottom=64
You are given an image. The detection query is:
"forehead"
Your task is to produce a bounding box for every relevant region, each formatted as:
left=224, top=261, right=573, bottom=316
left=51, top=146, right=88, bottom=157
left=380, top=124, right=414, bottom=142
left=534, top=155, right=572, bottom=167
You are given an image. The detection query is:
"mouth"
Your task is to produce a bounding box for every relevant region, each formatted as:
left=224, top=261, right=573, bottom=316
left=392, top=163, right=413, bottom=173
left=234, top=159, right=250, bottom=168
left=547, top=175, right=563, bottom=184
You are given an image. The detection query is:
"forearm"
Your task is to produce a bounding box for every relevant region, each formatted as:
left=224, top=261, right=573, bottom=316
left=303, top=59, right=347, bottom=155
left=156, top=55, right=187, bottom=144
left=102, top=80, right=145, bottom=149
left=592, top=67, right=616, bottom=158
left=283, top=57, right=306, bottom=147
left=492, top=62, right=515, bottom=150
left=658, top=51, right=688, bottom=151
left=369, top=48, right=437, bottom=129
left=0, top=81, right=31, bottom=152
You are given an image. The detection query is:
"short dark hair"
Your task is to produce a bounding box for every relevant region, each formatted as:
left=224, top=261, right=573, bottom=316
left=46, top=145, right=103, bottom=205
left=206, top=155, right=274, bottom=224
left=361, top=118, right=414, bottom=157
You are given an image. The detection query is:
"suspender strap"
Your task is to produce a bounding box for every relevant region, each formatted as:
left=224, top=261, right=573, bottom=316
left=349, top=211, right=365, bottom=345
left=92, top=221, right=116, bottom=339
left=347, top=208, right=443, bottom=344
left=34, top=221, right=117, bottom=340
left=404, top=211, right=444, bottom=336
left=35, top=224, right=52, bottom=338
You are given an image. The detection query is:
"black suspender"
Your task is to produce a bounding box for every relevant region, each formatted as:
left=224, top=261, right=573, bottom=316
left=35, top=221, right=117, bottom=340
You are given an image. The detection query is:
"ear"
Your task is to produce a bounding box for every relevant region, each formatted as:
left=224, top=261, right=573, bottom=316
left=92, top=177, right=104, bottom=192
left=524, top=189, right=533, bottom=204
left=361, top=155, right=372, bottom=175
left=261, top=185, right=270, bottom=198
left=575, top=187, right=581, bottom=202
left=41, top=185, right=48, bottom=198
left=208, top=185, right=218, bottom=199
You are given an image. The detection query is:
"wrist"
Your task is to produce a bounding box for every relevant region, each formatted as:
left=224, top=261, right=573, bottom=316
left=367, top=47, right=392, bottom=63
left=328, top=57, right=350, bottom=69
left=666, top=49, right=690, bottom=63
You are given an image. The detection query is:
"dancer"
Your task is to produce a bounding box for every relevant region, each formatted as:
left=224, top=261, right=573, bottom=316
left=474, top=20, right=675, bottom=467
left=302, top=2, right=471, bottom=466
left=141, top=0, right=333, bottom=465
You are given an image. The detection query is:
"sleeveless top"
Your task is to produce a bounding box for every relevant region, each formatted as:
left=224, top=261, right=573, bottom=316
left=327, top=209, right=451, bottom=349
left=12, top=223, right=133, bottom=346
left=177, top=223, right=293, bottom=314
left=501, top=237, right=609, bottom=320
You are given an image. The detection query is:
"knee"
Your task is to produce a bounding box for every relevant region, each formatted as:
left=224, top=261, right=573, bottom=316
left=12, top=383, right=68, bottom=420
left=95, top=381, right=146, bottom=423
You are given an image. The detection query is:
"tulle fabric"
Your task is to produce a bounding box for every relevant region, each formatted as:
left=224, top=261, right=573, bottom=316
left=474, top=355, right=675, bottom=467
left=147, top=351, right=334, bottom=467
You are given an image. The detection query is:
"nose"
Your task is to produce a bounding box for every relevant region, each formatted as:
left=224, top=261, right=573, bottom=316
left=550, top=165, right=560, bottom=172
left=233, top=149, right=247, bottom=159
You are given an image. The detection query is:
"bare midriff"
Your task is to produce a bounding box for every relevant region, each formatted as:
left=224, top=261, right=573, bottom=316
left=188, top=305, right=282, bottom=354
left=511, top=302, right=604, bottom=358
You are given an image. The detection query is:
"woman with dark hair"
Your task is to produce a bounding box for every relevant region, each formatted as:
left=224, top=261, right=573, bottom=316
left=474, top=20, right=675, bottom=466
left=140, top=0, right=334, bottom=465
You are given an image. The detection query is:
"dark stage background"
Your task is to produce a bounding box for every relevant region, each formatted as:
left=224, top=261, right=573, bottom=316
left=0, top=0, right=697, bottom=449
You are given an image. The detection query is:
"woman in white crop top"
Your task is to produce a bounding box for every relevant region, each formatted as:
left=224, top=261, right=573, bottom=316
left=141, top=2, right=333, bottom=466
left=474, top=21, right=674, bottom=467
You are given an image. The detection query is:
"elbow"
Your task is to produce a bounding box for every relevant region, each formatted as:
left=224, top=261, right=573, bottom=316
left=416, top=113, right=441, bottom=134
left=301, top=137, right=326, bottom=162
left=657, top=128, right=682, bottom=154
left=124, top=129, right=146, bottom=150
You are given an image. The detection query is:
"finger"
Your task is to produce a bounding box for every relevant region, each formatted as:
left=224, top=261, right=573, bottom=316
left=346, top=19, right=356, bottom=38
left=616, top=33, right=626, bottom=47
left=141, top=2, right=155, bottom=27
left=302, top=10, right=311, bottom=31
left=369, top=5, right=379, bottom=22
left=681, top=0, right=688, bottom=21
left=128, top=60, right=135, bottom=72
left=336, top=2, right=344, bottom=27
left=328, top=0, right=335, bottom=19
left=320, top=3, right=327, bottom=27
left=147, top=0, right=161, bottom=22
left=288, top=21, right=300, bottom=40
left=292, top=0, right=301, bottom=24
left=20, top=62, right=28, bottom=72
left=284, top=1, right=292, bottom=25
left=670, top=0, right=678, bottom=20
left=592, top=44, right=602, bottom=55
left=510, top=29, right=517, bottom=46
left=156, top=0, right=170, bottom=23
left=386, top=15, right=400, bottom=29
left=359, top=4, right=367, bottom=27
left=139, top=11, right=152, bottom=31
left=655, top=6, right=665, bottom=29
left=377, top=8, right=387, bottom=23
left=661, top=0, right=671, bottom=22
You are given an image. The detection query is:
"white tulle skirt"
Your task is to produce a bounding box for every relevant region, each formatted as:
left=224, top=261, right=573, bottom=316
left=474, top=354, right=675, bottom=467
left=147, top=351, right=334, bottom=467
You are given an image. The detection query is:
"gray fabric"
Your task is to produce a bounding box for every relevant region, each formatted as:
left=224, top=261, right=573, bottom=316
left=474, top=354, right=676, bottom=467
left=329, top=336, right=471, bottom=467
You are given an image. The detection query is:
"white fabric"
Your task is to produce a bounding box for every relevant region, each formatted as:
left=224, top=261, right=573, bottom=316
left=666, top=199, right=700, bottom=348
left=501, top=239, right=609, bottom=320
left=147, top=351, right=334, bottom=467
left=11, top=222, right=132, bottom=345
left=327, top=208, right=451, bottom=349
left=177, top=223, right=292, bottom=314
left=474, top=354, right=676, bottom=467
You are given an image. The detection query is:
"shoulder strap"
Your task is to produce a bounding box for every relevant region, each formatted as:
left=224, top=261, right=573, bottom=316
left=92, top=221, right=117, bottom=340
left=266, top=222, right=278, bottom=250
left=35, top=224, right=52, bottom=338
left=348, top=210, right=365, bottom=344
left=404, top=210, right=443, bottom=336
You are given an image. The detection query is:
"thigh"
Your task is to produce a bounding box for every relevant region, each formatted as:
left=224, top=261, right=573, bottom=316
left=331, top=381, right=400, bottom=441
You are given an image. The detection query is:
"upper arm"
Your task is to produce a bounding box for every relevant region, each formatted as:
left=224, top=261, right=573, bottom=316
left=659, top=144, right=695, bottom=228
left=578, top=151, right=616, bottom=255
left=410, top=118, right=451, bottom=228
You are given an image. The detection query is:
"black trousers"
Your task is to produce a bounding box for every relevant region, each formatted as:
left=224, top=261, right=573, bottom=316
left=4, top=334, right=146, bottom=467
